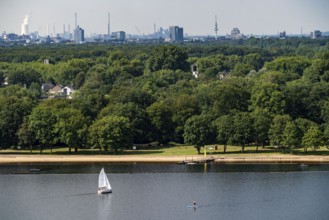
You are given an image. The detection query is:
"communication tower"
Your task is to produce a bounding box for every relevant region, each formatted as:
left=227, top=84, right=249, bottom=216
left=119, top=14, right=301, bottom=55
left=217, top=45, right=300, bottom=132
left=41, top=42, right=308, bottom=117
left=214, top=15, right=219, bottom=40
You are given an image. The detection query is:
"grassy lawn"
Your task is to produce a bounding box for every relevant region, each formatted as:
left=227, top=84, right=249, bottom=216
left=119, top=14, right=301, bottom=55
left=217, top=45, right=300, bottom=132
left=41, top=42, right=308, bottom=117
left=1, top=144, right=328, bottom=156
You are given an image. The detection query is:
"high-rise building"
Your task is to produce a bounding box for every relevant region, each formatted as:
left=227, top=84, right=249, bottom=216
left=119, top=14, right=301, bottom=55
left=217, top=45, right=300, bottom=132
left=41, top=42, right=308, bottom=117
left=74, top=26, right=85, bottom=42
left=169, top=26, right=184, bottom=42
left=116, top=31, right=125, bottom=41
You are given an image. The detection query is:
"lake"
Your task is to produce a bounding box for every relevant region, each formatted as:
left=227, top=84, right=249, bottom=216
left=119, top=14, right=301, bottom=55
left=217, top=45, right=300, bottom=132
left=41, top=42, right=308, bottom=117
left=0, top=164, right=329, bottom=220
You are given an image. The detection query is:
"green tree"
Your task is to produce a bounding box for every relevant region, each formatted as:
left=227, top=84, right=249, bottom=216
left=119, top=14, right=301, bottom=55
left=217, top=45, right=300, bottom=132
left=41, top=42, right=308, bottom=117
left=29, top=105, right=57, bottom=154
left=0, top=70, right=5, bottom=87
left=99, top=102, right=151, bottom=144
left=88, top=116, right=132, bottom=153
left=171, top=94, right=199, bottom=143
left=229, top=112, right=254, bottom=153
left=7, top=67, right=41, bottom=88
left=183, top=114, right=215, bottom=154
left=250, top=82, right=286, bottom=114
left=54, top=108, right=88, bottom=153
left=269, top=115, right=292, bottom=153
left=251, top=108, right=273, bottom=150
left=304, top=51, right=329, bottom=83
left=265, top=56, right=311, bottom=76
left=214, top=115, right=233, bottom=153
left=282, top=121, right=299, bottom=154
left=146, top=100, right=174, bottom=143
left=28, top=82, right=42, bottom=98
left=147, top=46, right=189, bottom=72
left=242, top=53, right=264, bottom=71
left=17, top=117, right=36, bottom=153
left=302, top=126, right=324, bottom=152
left=0, top=86, right=37, bottom=149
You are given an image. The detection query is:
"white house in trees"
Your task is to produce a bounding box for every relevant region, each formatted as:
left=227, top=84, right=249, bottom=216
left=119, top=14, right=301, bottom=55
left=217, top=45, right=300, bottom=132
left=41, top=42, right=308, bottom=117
left=61, top=86, right=74, bottom=97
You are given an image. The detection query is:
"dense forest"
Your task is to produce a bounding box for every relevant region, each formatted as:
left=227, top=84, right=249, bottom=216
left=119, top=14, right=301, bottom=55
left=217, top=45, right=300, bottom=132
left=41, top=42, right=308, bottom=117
left=1, top=37, right=329, bottom=153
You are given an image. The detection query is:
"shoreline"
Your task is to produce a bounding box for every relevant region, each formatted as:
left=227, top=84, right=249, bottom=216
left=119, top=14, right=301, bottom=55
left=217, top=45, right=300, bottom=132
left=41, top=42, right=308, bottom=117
left=0, top=154, right=329, bottom=165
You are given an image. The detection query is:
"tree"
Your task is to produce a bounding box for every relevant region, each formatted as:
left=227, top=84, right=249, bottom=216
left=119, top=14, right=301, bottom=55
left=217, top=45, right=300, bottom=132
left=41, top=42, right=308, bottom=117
left=147, top=46, right=189, bottom=72
left=250, top=82, right=286, bottom=114
left=269, top=115, right=292, bottom=153
left=265, top=56, right=311, bottom=76
left=88, top=116, right=132, bottom=153
left=183, top=114, right=214, bottom=154
left=99, top=102, right=151, bottom=144
left=304, top=51, right=329, bottom=83
left=171, top=94, right=199, bottom=143
left=251, top=108, right=273, bottom=150
left=73, top=90, right=108, bottom=119
left=302, top=126, right=324, bottom=152
left=323, top=124, right=329, bottom=149
left=0, top=86, right=37, bottom=149
left=242, top=53, right=264, bottom=71
left=17, top=117, right=36, bottom=153
left=282, top=121, right=299, bottom=154
left=28, top=82, right=42, bottom=98
left=146, top=100, right=174, bottom=143
left=29, top=105, right=57, bottom=154
left=0, top=70, right=5, bottom=87
left=210, top=82, right=250, bottom=117
left=54, top=108, right=88, bottom=153
left=214, top=115, right=233, bottom=153
left=7, top=67, right=41, bottom=88
left=229, top=112, right=254, bottom=153
left=294, top=118, right=317, bottom=147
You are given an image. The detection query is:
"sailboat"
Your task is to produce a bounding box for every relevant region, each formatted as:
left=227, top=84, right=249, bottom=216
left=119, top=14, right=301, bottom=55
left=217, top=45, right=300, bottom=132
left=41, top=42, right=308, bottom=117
left=98, top=168, right=112, bottom=194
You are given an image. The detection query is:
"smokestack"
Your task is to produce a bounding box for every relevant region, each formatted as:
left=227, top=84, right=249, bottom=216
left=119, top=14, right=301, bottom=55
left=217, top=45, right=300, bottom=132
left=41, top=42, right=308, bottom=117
left=21, top=15, right=30, bottom=35
left=108, top=12, right=110, bottom=36
left=75, top=12, right=77, bottom=29
left=53, top=23, right=55, bottom=37
left=47, top=24, right=49, bottom=36
left=154, top=23, right=156, bottom=34
left=63, top=24, right=65, bottom=34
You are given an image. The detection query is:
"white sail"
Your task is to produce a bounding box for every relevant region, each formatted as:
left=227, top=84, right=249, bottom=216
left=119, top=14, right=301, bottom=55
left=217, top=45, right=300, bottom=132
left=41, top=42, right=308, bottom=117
left=98, top=168, right=112, bottom=191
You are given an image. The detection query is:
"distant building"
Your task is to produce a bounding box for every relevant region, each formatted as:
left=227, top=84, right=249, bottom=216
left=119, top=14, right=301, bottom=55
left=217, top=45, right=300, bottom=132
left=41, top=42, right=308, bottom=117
left=116, top=31, right=126, bottom=41
left=191, top=64, right=199, bottom=78
left=231, top=28, right=243, bottom=39
left=231, top=28, right=240, bottom=36
left=61, top=86, right=74, bottom=98
left=311, top=30, right=322, bottom=39
left=169, top=26, right=184, bottom=42
left=279, top=31, right=286, bottom=38
left=74, top=26, right=85, bottom=42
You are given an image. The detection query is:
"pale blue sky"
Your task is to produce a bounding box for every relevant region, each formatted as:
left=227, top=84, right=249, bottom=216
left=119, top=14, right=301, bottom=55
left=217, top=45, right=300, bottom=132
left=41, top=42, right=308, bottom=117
left=1, top=0, right=328, bottom=36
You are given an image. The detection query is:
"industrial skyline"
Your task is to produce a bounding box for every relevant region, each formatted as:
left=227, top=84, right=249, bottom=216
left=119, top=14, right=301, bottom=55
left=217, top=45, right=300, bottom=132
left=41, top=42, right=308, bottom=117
left=1, top=0, right=329, bottom=37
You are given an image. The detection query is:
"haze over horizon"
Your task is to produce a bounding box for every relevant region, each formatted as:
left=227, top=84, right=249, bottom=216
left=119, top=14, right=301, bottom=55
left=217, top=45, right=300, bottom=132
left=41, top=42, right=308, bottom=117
left=1, top=0, right=329, bottom=37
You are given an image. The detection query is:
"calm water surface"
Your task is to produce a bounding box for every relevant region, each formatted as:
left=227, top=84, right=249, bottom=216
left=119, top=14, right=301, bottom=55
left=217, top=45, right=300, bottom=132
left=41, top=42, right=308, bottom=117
left=0, top=164, right=329, bottom=220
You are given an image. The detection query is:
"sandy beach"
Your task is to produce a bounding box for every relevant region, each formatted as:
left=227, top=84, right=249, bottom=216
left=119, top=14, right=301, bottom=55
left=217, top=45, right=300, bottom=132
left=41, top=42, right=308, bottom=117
left=0, top=154, right=328, bottom=164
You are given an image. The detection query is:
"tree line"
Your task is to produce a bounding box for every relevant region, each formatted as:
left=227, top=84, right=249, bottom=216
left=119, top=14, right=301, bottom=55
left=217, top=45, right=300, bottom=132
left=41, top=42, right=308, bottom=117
left=0, top=39, right=329, bottom=154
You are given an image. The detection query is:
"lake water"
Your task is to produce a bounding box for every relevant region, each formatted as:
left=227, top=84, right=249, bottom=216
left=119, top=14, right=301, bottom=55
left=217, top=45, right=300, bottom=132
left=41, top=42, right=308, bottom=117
left=1, top=164, right=329, bottom=220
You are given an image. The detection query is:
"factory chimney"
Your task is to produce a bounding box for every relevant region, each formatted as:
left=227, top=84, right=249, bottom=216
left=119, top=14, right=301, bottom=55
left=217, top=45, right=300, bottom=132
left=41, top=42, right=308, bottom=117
left=108, top=12, right=110, bottom=36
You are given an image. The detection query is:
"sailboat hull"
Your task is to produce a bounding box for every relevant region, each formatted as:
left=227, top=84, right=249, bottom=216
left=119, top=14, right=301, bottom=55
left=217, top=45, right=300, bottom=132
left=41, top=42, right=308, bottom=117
left=98, top=189, right=112, bottom=194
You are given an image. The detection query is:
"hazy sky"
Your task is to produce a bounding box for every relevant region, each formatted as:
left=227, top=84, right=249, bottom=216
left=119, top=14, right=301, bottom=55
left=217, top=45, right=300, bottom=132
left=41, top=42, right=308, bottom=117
left=1, top=0, right=329, bottom=36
